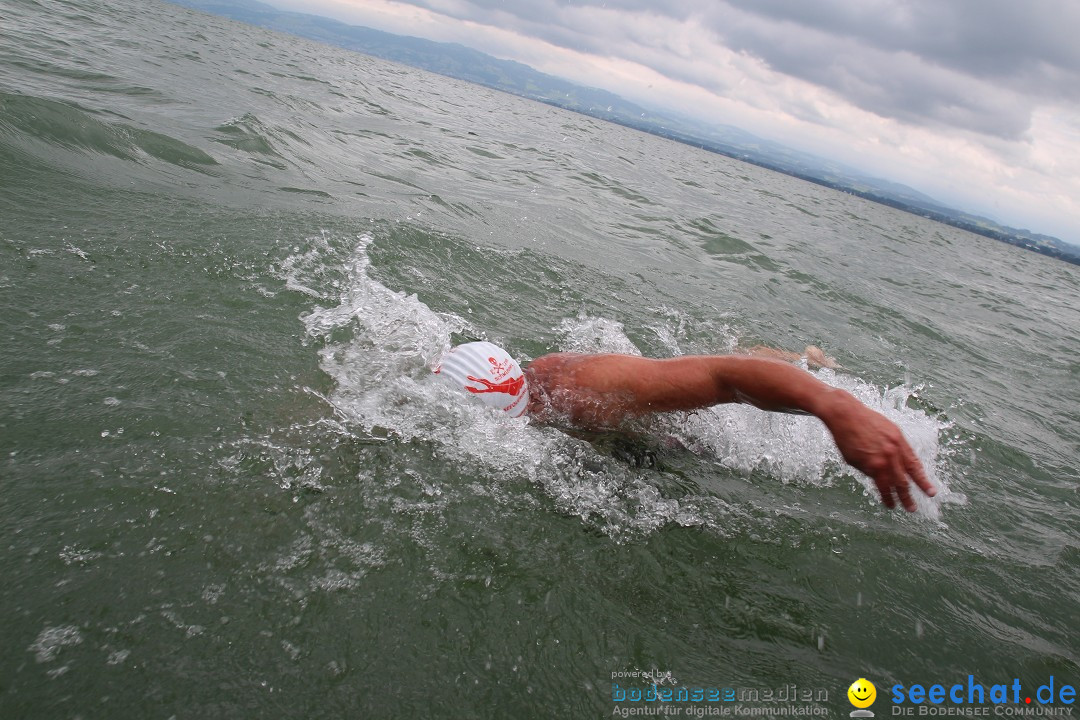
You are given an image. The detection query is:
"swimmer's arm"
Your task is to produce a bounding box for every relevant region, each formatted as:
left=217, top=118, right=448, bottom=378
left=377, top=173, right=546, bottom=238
left=626, top=355, right=937, bottom=511
left=617, top=355, right=840, bottom=416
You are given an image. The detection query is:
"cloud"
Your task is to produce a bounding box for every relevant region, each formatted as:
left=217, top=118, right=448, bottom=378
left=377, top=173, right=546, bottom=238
left=272, top=0, right=1080, bottom=238
left=706, top=0, right=1080, bottom=140
left=380, top=0, right=1080, bottom=140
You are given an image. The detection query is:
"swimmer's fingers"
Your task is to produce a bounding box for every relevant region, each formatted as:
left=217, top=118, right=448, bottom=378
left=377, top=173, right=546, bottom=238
left=903, top=441, right=936, bottom=497
left=873, top=473, right=897, bottom=510
left=876, top=442, right=934, bottom=513
left=868, top=459, right=902, bottom=509
left=868, top=444, right=914, bottom=511
left=891, top=452, right=917, bottom=512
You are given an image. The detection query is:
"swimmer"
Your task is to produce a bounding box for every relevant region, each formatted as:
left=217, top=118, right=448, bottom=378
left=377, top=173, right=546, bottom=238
left=436, top=342, right=935, bottom=512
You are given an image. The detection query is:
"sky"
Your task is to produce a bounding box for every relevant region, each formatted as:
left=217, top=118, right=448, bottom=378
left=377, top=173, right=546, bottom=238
left=271, top=0, right=1080, bottom=242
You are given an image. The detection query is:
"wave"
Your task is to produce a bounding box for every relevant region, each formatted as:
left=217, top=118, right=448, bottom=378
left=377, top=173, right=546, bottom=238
left=0, top=91, right=219, bottom=171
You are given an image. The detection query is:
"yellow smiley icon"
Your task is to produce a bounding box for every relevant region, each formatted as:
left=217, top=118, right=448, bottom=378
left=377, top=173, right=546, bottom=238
left=848, top=678, right=877, bottom=708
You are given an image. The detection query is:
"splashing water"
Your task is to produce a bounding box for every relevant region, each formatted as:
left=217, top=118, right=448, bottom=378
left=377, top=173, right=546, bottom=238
left=284, top=233, right=954, bottom=538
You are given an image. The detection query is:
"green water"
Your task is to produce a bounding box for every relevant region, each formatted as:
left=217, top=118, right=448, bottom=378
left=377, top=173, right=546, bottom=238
left=2, top=0, right=1078, bottom=717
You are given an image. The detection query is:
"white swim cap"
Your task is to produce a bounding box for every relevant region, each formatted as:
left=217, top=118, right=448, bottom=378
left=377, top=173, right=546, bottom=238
left=434, top=341, right=530, bottom=417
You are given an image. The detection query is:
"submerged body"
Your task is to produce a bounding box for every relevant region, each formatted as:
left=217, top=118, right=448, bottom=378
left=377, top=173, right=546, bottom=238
left=524, top=352, right=935, bottom=512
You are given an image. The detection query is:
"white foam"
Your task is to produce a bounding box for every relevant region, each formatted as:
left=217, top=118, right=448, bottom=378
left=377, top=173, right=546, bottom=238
left=284, top=234, right=952, bottom=542
left=555, top=314, right=641, bottom=355
left=283, top=234, right=711, bottom=538
left=29, top=625, right=83, bottom=663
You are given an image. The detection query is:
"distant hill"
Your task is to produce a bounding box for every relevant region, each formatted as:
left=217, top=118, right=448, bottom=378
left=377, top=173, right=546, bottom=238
left=168, top=0, right=1080, bottom=265
left=171, top=0, right=662, bottom=123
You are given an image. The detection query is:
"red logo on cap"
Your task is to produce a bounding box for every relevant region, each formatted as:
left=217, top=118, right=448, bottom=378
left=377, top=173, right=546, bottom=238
left=488, top=356, right=513, bottom=380
left=465, top=375, right=524, bottom=396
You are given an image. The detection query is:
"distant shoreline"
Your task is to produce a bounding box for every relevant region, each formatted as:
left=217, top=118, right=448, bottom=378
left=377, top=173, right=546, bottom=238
left=169, top=0, right=1080, bottom=267
left=583, top=109, right=1080, bottom=267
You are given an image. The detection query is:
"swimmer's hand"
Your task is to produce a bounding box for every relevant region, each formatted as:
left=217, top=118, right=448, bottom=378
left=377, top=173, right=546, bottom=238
left=816, top=390, right=937, bottom=511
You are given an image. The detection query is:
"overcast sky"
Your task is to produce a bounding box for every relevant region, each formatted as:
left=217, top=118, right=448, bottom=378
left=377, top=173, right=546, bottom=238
left=273, top=0, right=1080, bottom=242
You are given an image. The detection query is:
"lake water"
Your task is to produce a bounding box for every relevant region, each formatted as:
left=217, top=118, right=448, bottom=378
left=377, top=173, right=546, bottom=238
left=2, top=0, right=1078, bottom=717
